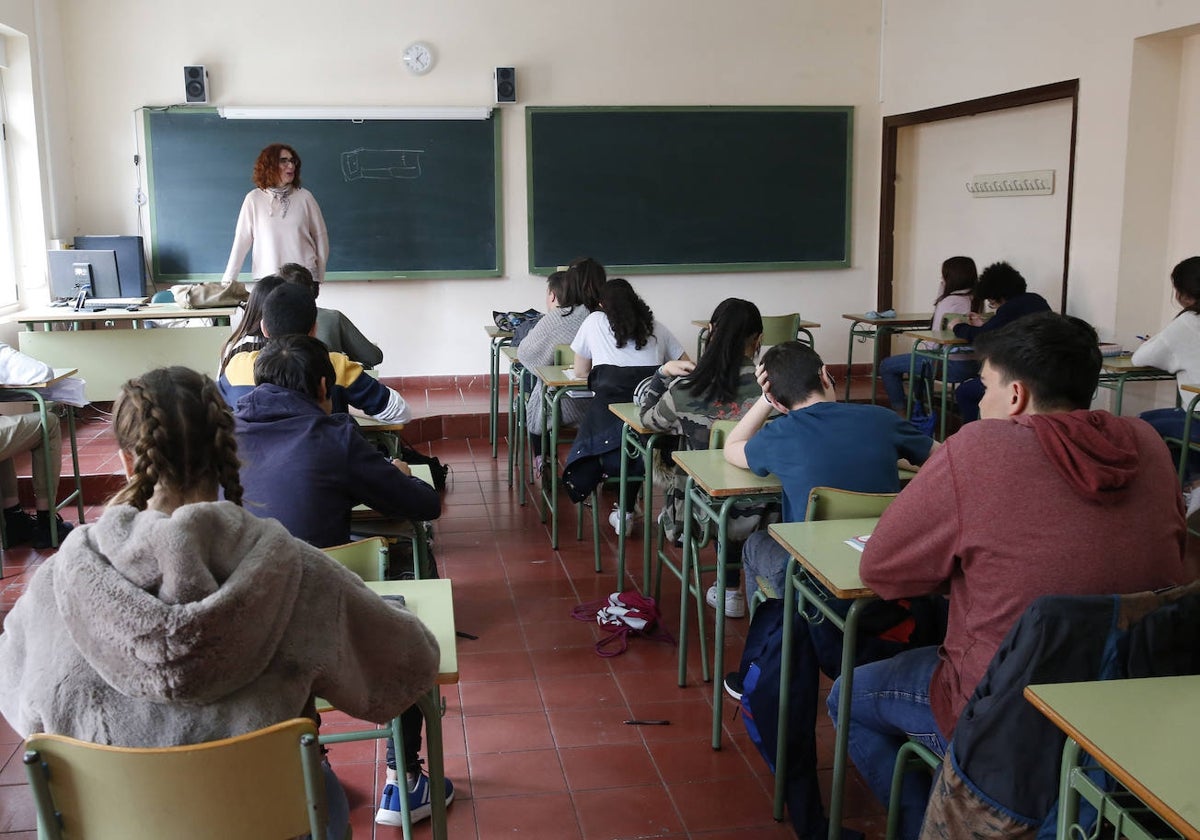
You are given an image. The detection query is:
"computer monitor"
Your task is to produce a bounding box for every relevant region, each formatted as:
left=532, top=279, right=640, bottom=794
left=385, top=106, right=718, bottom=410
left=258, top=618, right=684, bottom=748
left=73, top=235, right=147, bottom=298
left=47, top=249, right=121, bottom=300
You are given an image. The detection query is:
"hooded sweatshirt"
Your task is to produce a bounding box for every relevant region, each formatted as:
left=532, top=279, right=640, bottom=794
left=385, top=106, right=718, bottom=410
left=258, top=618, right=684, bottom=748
left=0, top=502, right=439, bottom=747
left=861, top=411, right=1187, bottom=737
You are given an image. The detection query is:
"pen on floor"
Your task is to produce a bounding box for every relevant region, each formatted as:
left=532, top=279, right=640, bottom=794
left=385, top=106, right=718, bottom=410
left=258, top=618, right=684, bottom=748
left=624, top=719, right=670, bottom=726
left=1135, top=334, right=1150, bottom=341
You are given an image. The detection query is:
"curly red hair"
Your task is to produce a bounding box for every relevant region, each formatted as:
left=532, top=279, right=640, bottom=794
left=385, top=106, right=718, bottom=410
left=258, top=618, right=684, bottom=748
left=252, top=143, right=302, bottom=190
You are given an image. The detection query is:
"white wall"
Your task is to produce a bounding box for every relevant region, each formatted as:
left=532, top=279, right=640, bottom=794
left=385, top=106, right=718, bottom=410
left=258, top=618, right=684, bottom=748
left=892, top=99, right=1073, bottom=317
left=880, top=0, right=1200, bottom=346
left=21, top=0, right=885, bottom=376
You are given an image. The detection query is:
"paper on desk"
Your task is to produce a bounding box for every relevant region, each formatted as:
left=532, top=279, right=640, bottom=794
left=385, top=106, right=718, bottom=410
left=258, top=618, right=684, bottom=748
left=42, top=377, right=88, bottom=407
left=844, top=534, right=871, bottom=553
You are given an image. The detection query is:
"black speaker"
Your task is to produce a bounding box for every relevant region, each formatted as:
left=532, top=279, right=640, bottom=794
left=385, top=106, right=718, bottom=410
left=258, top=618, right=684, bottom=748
left=494, top=67, right=516, bottom=104
left=183, top=65, right=209, bottom=104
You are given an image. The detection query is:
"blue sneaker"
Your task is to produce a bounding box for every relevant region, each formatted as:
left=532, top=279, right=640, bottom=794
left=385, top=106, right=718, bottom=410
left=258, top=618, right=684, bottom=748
left=375, top=773, right=455, bottom=826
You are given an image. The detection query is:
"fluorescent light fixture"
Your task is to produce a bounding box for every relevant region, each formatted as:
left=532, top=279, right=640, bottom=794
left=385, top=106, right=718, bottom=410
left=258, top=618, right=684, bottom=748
left=218, top=105, right=491, bottom=121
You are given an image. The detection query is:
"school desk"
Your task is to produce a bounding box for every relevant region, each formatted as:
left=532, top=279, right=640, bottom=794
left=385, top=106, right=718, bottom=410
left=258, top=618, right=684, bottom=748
left=1098, top=355, right=1174, bottom=416
left=533, top=364, right=590, bottom=549
left=607, top=401, right=669, bottom=593
left=841, top=312, right=933, bottom=403
left=17, top=305, right=239, bottom=402
left=1025, top=675, right=1200, bottom=840
left=0, top=368, right=85, bottom=570
left=690, top=317, right=821, bottom=357
left=769, top=517, right=880, bottom=835
left=319, top=579, right=457, bottom=840
left=485, top=325, right=513, bottom=458
left=353, top=412, right=406, bottom=459
left=905, top=329, right=970, bottom=440
left=670, top=449, right=782, bottom=749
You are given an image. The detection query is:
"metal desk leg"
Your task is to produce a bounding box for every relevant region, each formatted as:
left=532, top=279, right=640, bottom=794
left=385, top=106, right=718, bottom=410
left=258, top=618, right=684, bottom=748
left=870, top=327, right=890, bottom=406
left=506, top=364, right=518, bottom=487
left=640, top=434, right=659, bottom=595
left=488, top=337, right=504, bottom=458
left=905, top=352, right=920, bottom=420
left=616, top=424, right=633, bottom=588
left=1113, top=374, right=1128, bottom=417
left=827, top=599, right=866, bottom=840
left=418, top=690, right=449, bottom=840
left=676, top=478, right=709, bottom=687
left=710, top=496, right=736, bottom=750
left=844, top=323, right=858, bottom=403
left=1056, top=738, right=1083, bottom=840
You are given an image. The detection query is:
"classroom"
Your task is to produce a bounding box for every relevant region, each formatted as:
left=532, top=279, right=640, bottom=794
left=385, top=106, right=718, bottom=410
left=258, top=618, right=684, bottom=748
left=0, top=1, right=1198, bottom=838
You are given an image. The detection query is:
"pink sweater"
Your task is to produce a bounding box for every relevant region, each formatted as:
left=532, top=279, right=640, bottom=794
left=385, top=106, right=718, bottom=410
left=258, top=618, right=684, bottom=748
left=861, top=411, right=1188, bottom=736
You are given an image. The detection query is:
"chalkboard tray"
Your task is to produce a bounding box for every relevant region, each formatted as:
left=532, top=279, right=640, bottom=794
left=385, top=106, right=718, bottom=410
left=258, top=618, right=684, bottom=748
left=144, top=107, right=503, bottom=280
left=526, top=106, right=852, bottom=274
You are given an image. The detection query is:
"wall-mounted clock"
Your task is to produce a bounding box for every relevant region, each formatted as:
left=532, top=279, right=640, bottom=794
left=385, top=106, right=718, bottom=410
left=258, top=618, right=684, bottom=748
left=403, top=42, right=435, bottom=75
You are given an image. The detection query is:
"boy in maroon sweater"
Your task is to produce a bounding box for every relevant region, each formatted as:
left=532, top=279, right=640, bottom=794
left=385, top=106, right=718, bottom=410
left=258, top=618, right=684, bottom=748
left=828, top=312, right=1188, bottom=840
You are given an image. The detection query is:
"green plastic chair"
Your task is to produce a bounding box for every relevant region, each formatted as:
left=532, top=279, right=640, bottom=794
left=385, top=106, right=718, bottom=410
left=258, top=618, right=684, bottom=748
left=759, top=313, right=803, bottom=347
left=23, top=718, right=329, bottom=840
left=324, top=536, right=389, bottom=581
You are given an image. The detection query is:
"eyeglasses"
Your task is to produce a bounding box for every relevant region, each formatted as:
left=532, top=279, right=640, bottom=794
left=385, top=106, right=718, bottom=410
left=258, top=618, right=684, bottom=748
left=278, top=156, right=298, bottom=166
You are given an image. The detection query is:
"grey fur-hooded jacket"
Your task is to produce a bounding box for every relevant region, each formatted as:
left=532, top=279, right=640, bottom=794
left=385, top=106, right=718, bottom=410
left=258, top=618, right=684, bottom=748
left=0, top=501, right=439, bottom=746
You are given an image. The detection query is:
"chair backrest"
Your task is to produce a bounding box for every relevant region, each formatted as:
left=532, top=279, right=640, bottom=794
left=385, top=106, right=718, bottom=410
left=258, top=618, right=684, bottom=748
left=324, top=536, right=389, bottom=581
left=150, top=290, right=176, bottom=303
left=708, top=419, right=739, bottom=450
left=553, top=343, right=575, bottom=366
left=804, top=485, right=898, bottom=521
left=23, top=717, right=325, bottom=840
left=759, top=313, right=802, bottom=347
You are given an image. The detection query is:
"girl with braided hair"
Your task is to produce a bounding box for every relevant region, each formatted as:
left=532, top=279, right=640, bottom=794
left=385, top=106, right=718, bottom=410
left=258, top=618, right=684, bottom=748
left=0, top=366, right=440, bottom=840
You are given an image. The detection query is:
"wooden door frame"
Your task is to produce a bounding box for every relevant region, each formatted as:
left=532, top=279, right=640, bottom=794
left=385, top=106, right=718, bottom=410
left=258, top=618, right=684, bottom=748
left=877, top=79, right=1080, bottom=314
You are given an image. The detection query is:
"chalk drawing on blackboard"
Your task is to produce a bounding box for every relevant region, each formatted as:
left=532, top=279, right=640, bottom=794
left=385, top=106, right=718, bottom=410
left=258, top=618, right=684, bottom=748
left=341, top=148, right=425, bottom=181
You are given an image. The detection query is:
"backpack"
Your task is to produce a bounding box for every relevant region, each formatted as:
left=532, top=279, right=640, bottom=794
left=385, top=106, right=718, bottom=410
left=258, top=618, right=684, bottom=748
left=397, top=441, right=450, bottom=492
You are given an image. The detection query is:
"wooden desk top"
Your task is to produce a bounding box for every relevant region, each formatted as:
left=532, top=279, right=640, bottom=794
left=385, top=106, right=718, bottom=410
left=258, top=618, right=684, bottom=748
left=691, top=318, right=821, bottom=330
left=671, top=449, right=781, bottom=498
left=0, top=368, right=79, bottom=389
left=533, top=364, right=588, bottom=388
left=1101, top=355, right=1172, bottom=374
left=353, top=413, right=406, bottom=433
left=365, top=579, right=458, bottom=684
left=906, top=329, right=968, bottom=347
left=485, top=325, right=513, bottom=340
left=608, top=401, right=657, bottom=435
left=1025, top=676, right=1200, bottom=840
left=501, top=345, right=520, bottom=362
left=17, top=303, right=239, bottom=324
left=768, top=518, right=880, bottom=599
left=842, top=312, right=933, bottom=327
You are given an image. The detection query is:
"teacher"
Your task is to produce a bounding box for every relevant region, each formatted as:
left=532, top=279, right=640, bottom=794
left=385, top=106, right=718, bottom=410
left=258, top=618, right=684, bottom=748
left=221, top=143, right=328, bottom=286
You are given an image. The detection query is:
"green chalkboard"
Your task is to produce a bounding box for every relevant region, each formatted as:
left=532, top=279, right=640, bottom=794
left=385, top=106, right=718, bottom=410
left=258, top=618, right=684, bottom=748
left=526, top=107, right=852, bottom=274
left=144, top=108, right=502, bottom=280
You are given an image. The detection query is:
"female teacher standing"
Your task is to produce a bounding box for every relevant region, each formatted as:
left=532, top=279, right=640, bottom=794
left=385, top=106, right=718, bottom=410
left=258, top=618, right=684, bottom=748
left=221, top=143, right=329, bottom=286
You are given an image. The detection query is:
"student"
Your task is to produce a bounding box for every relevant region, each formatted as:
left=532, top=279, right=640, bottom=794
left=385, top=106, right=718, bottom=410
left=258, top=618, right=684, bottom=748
left=0, top=366, right=440, bottom=840
left=637, top=297, right=769, bottom=618
left=0, top=342, right=74, bottom=548
left=951, top=261, right=1052, bottom=422
left=233, top=335, right=449, bottom=826
left=878, top=256, right=979, bottom=412
left=1130, top=256, right=1200, bottom=486
left=562, top=278, right=687, bottom=527
left=219, top=274, right=284, bottom=375
left=721, top=340, right=938, bottom=839
left=278, top=261, right=384, bottom=368
left=828, top=313, right=1189, bottom=840
left=723, top=341, right=936, bottom=604
left=219, top=283, right=410, bottom=423
left=518, top=258, right=604, bottom=462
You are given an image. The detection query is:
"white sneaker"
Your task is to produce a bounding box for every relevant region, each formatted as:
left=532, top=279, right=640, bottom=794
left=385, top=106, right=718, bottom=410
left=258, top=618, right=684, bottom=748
left=608, top=507, right=637, bottom=536
left=705, top=584, right=746, bottom=618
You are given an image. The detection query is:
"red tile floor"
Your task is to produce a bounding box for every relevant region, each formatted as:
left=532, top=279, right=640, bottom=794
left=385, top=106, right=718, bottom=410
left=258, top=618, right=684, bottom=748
left=0, top=389, right=895, bottom=839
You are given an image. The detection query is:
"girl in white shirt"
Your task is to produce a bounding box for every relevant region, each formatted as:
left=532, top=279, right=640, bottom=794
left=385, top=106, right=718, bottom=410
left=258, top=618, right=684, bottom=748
left=1131, top=256, right=1200, bottom=480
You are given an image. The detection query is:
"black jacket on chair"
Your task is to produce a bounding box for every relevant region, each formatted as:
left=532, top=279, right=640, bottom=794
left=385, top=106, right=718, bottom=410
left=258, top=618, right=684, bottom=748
left=561, top=364, right=658, bottom=503
left=921, top=579, right=1200, bottom=840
